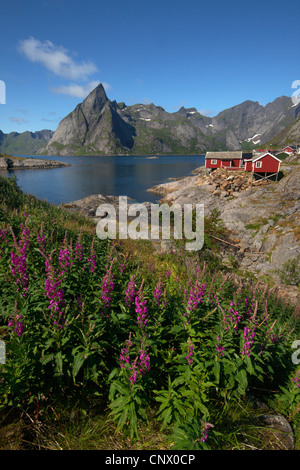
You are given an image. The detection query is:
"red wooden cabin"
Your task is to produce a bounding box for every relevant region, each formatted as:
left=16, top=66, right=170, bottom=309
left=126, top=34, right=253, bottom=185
left=205, top=151, right=248, bottom=170
left=282, top=146, right=295, bottom=155
left=244, top=152, right=282, bottom=174
left=205, top=151, right=282, bottom=178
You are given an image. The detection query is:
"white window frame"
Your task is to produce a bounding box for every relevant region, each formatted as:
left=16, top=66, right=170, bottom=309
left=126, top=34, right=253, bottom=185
left=256, top=161, right=262, bottom=168
left=211, top=159, right=217, bottom=165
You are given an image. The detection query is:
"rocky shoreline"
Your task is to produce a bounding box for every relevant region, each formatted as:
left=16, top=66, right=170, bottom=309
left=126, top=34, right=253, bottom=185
left=149, top=164, right=300, bottom=299
left=0, top=156, right=70, bottom=170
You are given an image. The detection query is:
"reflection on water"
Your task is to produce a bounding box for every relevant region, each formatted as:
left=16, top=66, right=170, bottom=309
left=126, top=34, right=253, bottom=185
left=0, top=154, right=205, bottom=205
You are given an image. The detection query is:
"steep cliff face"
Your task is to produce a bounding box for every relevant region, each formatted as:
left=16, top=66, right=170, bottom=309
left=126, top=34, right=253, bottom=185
left=44, top=84, right=135, bottom=155
left=265, top=115, right=300, bottom=148
left=41, top=83, right=300, bottom=156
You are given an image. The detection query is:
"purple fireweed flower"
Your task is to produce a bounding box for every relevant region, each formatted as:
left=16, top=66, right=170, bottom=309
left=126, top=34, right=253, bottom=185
left=75, top=240, right=84, bottom=261
left=216, top=336, right=225, bottom=356
left=44, top=258, right=65, bottom=328
left=59, top=246, right=71, bottom=275
left=101, top=261, right=114, bottom=308
left=120, top=333, right=133, bottom=367
left=292, top=370, right=300, bottom=389
left=200, top=421, right=214, bottom=443
left=10, top=225, right=31, bottom=296
left=75, top=232, right=84, bottom=261
left=242, top=326, right=256, bottom=356
left=87, top=239, right=96, bottom=273
left=0, top=227, right=9, bottom=244
left=186, top=338, right=195, bottom=365
left=135, top=289, right=148, bottom=329
left=122, top=339, right=150, bottom=386
left=186, top=281, right=206, bottom=312
left=125, top=276, right=135, bottom=306
left=138, top=342, right=150, bottom=375
left=8, top=301, right=25, bottom=337
left=119, top=262, right=127, bottom=273
left=153, top=279, right=164, bottom=306
left=129, top=358, right=139, bottom=385
left=228, top=308, right=242, bottom=330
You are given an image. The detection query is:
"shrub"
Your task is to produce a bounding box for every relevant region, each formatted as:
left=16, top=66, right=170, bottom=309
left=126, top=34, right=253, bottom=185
left=278, top=254, right=300, bottom=286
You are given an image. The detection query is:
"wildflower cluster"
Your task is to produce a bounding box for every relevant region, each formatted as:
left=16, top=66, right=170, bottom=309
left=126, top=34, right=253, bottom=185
left=119, top=334, right=150, bottom=386
left=75, top=233, right=84, bottom=261
left=125, top=276, right=135, bottom=306
left=135, top=286, right=148, bottom=330
left=153, top=279, right=163, bottom=306
left=58, top=239, right=72, bottom=277
left=292, top=369, right=300, bottom=389
left=186, top=280, right=206, bottom=312
left=45, top=258, right=65, bottom=328
left=186, top=337, right=195, bottom=365
left=101, top=261, right=114, bottom=309
left=120, top=333, right=133, bottom=367
left=216, top=336, right=225, bottom=357
left=200, top=421, right=214, bottom=443
left=8, top=301, right=25, bottom=337
left=242, top=326, right=256, bottom=356
left=127, top=342, right=151, bottom=386
left=10, top=225, right=30, bottom=296
left=87, top=239, right=96, bottom=273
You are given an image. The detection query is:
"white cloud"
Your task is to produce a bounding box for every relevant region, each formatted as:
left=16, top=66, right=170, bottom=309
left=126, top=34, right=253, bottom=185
left=50, top=81, right=111, bottom=99
left=199, top=108, right=215, bottom=117
left=14, top=108, right=29, bottom=115
left=18, top=37, right=98, bottom=81
left=9, top=117, right=28, bottom=124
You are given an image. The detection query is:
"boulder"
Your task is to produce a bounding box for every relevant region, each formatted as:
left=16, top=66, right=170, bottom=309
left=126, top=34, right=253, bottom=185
left=258, top=414, right=294, bottom=450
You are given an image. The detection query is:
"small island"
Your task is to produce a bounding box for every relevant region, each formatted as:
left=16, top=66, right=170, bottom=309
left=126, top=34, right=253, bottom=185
left=0, top=153, right=70, bottom=170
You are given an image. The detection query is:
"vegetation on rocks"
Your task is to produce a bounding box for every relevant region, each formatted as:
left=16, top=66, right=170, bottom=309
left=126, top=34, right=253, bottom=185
left=0, top=176, right=299, bottom=450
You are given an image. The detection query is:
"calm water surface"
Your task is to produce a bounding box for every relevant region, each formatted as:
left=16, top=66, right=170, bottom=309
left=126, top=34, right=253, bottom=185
left=1, top=155, right=205, bottom=205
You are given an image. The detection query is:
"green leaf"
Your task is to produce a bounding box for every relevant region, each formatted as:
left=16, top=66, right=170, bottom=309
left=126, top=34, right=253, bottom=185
left=40, top=353, right=54, bottom=365
left=236, top=369, right=248, bottom=390
left=245, top=355, right=254, bottom=375
left=213, top=361, right=220, bottom=383
left=55, top=351, right=63, bottom=375
left=72, top=351, right=85, bottom=381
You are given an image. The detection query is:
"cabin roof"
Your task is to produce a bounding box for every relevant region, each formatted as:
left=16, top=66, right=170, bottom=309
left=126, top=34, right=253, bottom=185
left=252, top=152, right=282, bottom=163
left=205, top=151, right=242, bottom=160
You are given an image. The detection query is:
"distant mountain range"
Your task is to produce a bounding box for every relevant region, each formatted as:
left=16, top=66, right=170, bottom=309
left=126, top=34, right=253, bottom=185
left=1, top=84, right=300, bottom=156
left=0, top=129, right=53, bottom=155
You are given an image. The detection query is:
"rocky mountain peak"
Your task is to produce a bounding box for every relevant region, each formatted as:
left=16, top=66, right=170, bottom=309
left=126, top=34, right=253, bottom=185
left=79, top=83, right=109, bottom=121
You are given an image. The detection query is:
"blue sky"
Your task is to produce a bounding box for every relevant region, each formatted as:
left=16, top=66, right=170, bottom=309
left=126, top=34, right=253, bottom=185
left=1, top=0, right=299, bottom=134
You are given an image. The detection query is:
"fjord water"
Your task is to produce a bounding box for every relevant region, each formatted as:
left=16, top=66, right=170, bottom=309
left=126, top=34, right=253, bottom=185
left=1, top=155, right=205, bottom=205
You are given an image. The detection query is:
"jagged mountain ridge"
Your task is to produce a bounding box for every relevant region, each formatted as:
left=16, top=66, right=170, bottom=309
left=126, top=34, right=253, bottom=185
left=3, top=83, right=300, bottom=156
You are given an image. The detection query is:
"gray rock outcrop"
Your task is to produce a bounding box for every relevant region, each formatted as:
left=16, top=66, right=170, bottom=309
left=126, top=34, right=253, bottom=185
left=148, top=164, right=300, bottom=291
left=0, top=156, right=70, bottom=170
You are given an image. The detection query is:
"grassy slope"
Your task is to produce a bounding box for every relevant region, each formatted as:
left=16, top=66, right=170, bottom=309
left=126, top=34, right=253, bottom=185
left=0, top=176, right=299, bottom=450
